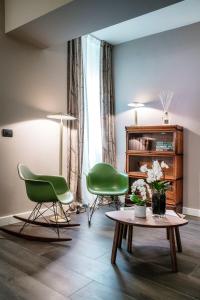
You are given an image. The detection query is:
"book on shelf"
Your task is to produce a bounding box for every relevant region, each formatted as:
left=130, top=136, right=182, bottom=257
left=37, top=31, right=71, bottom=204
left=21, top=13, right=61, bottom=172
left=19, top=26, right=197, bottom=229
left=129, top=137, right=154, bottom=151
left=129, top=138, right=145, bottom=151
left=156, top=141, right=173, bottom=151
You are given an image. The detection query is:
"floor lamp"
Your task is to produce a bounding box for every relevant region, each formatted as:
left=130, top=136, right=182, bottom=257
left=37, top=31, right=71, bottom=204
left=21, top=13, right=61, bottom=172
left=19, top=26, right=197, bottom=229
left=47, top=113, right=77, bottom=222
left=128, top=102, right=144, bottom=125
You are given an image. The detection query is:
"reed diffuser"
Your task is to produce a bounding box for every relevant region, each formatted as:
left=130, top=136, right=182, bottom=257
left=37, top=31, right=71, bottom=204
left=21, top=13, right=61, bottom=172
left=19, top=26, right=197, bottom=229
left=159, top=90, right=174, bottom=124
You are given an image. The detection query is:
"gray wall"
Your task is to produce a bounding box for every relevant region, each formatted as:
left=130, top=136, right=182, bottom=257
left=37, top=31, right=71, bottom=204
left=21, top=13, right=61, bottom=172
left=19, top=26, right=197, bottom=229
left=113, top=22, right=200, bottom=210
left=0, top=0, right=68, bottom=217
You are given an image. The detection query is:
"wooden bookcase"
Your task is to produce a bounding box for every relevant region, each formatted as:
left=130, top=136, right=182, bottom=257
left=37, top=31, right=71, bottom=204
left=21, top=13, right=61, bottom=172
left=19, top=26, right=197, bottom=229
left=125, top=125, right=183, bottom=212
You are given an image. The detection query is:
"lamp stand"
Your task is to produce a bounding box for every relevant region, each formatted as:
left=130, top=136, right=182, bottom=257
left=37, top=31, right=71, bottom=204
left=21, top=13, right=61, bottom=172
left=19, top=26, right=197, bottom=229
left=128, top=102, right=144, bottom=125
left=134, top=109, right=138, bottom=125
left=50, top=116, right=71, bottom=223
left=59, top=116, right=63, bottom=175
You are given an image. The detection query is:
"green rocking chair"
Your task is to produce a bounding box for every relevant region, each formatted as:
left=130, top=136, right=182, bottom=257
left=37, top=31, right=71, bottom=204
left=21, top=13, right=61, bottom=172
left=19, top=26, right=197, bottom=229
left=1, top=164, right=80, bottom=242
left=86, top=163, right=129, bottom=225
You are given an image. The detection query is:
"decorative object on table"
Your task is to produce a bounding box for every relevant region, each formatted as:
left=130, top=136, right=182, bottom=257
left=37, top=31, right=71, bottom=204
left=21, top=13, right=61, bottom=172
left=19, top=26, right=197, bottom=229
left=128, top=102, right=145, bottom=125
left=140, top=160, right=170, bottom=216
left=47, top=112, right=77, bottom=223
left=0, top=164, right=80, bottom=242
left=86, top=163, right=128, bottom=226
left=159, top=90, right=174, bottom=124
left=130, top=179, right=151, bottom=218
left=125, top=125, right=183, bottom=212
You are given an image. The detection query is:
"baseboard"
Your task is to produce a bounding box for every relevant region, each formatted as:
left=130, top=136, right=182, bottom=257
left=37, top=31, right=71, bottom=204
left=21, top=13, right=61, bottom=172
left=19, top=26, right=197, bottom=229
left=0, top=206, right=199, bottom=226
left=0, top=208, right=52, bottom=227
left=183, top=207, right=200, bottom=217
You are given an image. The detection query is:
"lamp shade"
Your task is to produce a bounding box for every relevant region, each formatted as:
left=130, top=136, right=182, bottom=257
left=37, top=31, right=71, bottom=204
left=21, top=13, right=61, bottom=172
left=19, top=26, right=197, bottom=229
left=47, top=113, right=76, bottom=120
left=128, top=102, right=144, bottom=108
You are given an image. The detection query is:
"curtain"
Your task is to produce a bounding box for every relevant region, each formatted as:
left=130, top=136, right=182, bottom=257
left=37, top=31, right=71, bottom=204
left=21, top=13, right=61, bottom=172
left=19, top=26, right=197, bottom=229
left=66, top=37, right=84, bottom=202
left=81, top=35, right=102, bottom=203
left=100, top=41, right=116, bottom=167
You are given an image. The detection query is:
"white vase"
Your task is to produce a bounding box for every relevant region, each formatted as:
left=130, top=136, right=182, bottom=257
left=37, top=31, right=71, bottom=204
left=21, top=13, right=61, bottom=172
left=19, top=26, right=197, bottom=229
left=135, top=205, right=146, bottom=218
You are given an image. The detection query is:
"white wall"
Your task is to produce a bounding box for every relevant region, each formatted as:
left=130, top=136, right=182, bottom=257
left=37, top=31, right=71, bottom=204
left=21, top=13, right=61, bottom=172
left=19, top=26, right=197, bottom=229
left=113, top=22, right=200, bottom=211
left=0, top=0, right=68, bottom=217
left=5, top=0, right=72, bottom=32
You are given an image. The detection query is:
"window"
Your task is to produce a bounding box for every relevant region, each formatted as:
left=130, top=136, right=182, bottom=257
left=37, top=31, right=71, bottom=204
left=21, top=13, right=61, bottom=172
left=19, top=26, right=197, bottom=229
left=81, top=35, right=102, bottom=202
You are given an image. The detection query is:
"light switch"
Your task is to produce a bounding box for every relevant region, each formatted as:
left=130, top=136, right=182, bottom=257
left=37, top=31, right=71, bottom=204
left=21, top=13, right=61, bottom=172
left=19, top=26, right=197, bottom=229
left=2, top=129, right=13, bottom=137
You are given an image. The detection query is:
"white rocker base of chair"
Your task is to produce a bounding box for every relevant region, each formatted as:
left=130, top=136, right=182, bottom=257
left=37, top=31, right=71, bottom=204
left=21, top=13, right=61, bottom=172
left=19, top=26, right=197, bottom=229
left=49, top=215, right=71, bottom=223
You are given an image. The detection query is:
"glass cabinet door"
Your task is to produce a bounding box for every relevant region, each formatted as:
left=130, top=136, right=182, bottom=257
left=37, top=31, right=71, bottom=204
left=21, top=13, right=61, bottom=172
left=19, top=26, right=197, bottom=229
left=127, top=131, right=175, bottom=152
left=127, top=155, right=174, bottom=179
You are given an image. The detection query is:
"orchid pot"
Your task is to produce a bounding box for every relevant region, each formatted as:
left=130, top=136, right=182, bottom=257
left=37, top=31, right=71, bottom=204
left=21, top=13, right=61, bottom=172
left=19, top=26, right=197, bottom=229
left=130, top=179, right=151, bottom=218
left=135, top=204, right=146, bottom=218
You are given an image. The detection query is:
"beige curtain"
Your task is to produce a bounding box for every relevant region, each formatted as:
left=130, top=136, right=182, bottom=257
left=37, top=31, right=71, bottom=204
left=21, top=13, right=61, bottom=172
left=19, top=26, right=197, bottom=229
left=100, top=41, right=116, bottom=167
left=66, top=38, right=84, bottom=202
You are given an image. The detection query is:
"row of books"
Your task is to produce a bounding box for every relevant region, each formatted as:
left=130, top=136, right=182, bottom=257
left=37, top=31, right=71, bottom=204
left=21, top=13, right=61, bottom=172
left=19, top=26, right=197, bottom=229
left=128, top=138, right=153, bottom=151
left=128, top=138, right=174, bottom=151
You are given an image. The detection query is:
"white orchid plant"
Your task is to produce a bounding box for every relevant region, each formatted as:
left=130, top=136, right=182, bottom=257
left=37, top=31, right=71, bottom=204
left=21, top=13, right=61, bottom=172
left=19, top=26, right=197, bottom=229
left=131, top=160, right=170, bottom=206
left=130, top=179, right=151, bottom=206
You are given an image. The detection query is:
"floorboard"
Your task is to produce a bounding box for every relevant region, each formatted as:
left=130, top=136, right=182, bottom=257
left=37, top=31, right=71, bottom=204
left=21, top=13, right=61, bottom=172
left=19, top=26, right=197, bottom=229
left=0, top=208, right=199, bottom=300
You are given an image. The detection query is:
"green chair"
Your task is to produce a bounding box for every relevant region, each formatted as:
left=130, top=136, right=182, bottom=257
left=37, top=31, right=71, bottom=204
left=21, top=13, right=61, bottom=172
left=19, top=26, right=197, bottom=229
left=1, top=164, right=79, bottom=242
left=86, top=163, right=129, bottom=225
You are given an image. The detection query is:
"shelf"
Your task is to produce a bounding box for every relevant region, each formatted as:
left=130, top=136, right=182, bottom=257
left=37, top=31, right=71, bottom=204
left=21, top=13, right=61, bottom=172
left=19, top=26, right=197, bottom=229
left=126, top=125, right=183, bottom=132
left=128, top=172, right=178, bottom=181
left=127, top=150, right=177, bottom=156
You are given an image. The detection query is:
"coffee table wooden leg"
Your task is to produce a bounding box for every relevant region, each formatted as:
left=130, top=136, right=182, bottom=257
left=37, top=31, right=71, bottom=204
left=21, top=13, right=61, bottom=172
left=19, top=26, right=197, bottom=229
left=127, top=225, right=133, bottom=253
left=175, top=226, right=182, bottom=253
left=166, top=228, right=169, bottom=240
left=169, top=227, right=178, bottom=272
left=111, top=222, right=120, bottom=264
left=123, top=224, right=127, bottom=239
left=117, top=223, right=123, bottom=249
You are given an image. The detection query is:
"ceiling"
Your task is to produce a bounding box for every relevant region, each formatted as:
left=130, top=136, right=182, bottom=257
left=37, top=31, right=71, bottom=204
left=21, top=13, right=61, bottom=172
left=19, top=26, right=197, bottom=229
left=5, top=0, right=73, bottom=33
left=93, top=0, right=200, bottom=45
left=6, top=0, right=181, bottom=48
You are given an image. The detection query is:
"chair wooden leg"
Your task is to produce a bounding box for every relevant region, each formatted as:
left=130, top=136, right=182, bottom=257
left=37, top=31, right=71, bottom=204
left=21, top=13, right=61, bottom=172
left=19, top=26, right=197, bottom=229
left=2, top=202, right=73, bottom=242
left=117, top=223, right=123, bottom=249
left=14, top=215, right=80, bottom=227
left=127, top=225, right=133, bottom=253
left=0, top=228, right=72, bottom=242
left=175, top=227, right=182, bottom=253
left=111, top=222, right=120, bottom=264
left=168, top=227, right=178, bottom=272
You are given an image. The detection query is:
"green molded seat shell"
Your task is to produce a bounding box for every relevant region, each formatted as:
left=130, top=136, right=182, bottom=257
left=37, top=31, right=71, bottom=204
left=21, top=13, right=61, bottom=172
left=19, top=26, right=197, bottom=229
left=86, top=163, right=128, bottom=196
left=18, top=164, right=73, bottom=204
left=57, top=191, right=73, bottom=204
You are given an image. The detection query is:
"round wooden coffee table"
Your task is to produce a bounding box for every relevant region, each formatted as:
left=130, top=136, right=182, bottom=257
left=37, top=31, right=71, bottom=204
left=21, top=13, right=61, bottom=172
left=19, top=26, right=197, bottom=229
left=106, top=210, right=188, bottom=272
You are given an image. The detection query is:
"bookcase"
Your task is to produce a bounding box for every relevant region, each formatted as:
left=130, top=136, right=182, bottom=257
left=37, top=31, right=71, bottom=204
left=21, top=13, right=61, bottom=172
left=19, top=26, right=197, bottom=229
left=125, top=125, right=183, bottom=212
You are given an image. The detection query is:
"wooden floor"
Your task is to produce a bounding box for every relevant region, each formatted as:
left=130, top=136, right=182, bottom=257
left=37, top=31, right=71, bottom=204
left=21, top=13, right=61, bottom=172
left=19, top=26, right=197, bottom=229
left=0, top=208, right=200, bottom=300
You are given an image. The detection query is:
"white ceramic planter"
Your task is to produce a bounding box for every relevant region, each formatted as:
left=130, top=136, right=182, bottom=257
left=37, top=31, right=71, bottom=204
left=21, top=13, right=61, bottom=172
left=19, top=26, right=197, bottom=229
left=135, top=205, right=146, bottom=218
